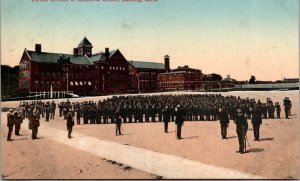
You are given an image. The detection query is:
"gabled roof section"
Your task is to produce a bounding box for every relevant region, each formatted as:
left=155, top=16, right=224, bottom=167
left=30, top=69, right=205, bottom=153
left=78, top=37, right=92, bottom=47
left=128, top=60, right=165, bottom=70
left=27, top=51, right=93, bottom=65
left=89, top=49, right=120, bottom=63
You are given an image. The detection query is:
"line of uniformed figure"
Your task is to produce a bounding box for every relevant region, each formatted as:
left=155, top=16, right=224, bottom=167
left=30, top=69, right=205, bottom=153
left=7, top=95, right=292, bottom=152
left=57, top=95, right=290, bottom=125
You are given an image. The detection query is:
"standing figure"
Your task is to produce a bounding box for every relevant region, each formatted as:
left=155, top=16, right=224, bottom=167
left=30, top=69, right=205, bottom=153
left=175, top=105, right=185, bottom=140
left=50, top=101, right=56, bottom=119
left=45, top=103, right=51, bottom=122
left=162, top=106, right=170, bottom=133
left=234, top=109, right=248, bottom=154
left=219, top=107, right=229, bottom=139
left=14, top=109, right=23, bottom=136
left=7, top=109, right=14, bottom=141
left=31, top=108, right=40, bottom=140
left=275, top=102, right=281, bottom=118
left=283, top=97, right=292, bottom=119
left=115, top=109, right=122, bottom=136
left=66, top=109, right=75, bottom=139
left=251, top=106, right=262, bottom=141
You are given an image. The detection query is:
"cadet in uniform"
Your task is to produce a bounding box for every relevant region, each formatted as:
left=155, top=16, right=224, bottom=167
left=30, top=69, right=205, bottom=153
left=234, top=109, right=248, bottom=154
left=251, top=105, right=262, bottom=141
left=7, top=109, right=14, bottom=141
left=14, top=108, right=23, bottom=136
left=162, top=106, right=170, bottom=133
left=66, top=109, right=75, bottom=138
left=115, top=109, right=122, bottom=136
left=283, top=97, right=291, bottom=119
left=31, top=108, right=40, bottom=140
left=275, top=102, right=281, bottom=118
left=175, top=104, right=185, bottom=140
left=219, top=107, right=229, bottom=139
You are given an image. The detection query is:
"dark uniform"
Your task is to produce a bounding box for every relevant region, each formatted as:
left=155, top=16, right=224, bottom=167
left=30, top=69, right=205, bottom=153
left=66, top=110, right=75, bottom=138
left=283, top=97, right=291, bottom=119
left=251, top=107, right=262, bottom=141
left=162, top=106, right=170, bottom=133
left=234, top=109, right=248, bottom=154
left=30, top=110, right=40, bottom=139
left=275, top=102, right=281, bottom=118
left=14, top=110, right=23, bottom=136
left=7, top=110, right=14, bottom=141
left=219, top=108, right=229, bottom=139
left=115, top=109, right=122, bottom=136
left=175, top=105, right=185, bottom=140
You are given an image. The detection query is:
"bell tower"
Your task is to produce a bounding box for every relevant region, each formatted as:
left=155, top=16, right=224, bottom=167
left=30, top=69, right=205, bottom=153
left=77, top=37, right=93, bottom=57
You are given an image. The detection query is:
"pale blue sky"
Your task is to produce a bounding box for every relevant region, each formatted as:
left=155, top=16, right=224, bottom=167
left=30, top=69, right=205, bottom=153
left=1, top=0, right=298, bottom=80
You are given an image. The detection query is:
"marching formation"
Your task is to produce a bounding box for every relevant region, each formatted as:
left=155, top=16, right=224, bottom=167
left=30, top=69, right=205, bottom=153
left=6, top=94, right=292, bottom=154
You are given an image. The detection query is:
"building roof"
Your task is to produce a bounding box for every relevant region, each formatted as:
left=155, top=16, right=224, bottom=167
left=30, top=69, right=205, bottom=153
left=78, top=37, right=92, bottom=47
left=27, top=50, right=93, bottom=65
left=89, top=49, right=119, bottom=63
left=173, top=65, right=200, bottom=72
left=128, top=60, right=165, bottom=70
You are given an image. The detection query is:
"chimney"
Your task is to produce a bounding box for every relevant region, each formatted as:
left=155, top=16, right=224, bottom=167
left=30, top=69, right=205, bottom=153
left=164, top=55, right=170, bottom=73
left=73, top=48, right=78, bottom=56
left=35, top=44, right=41, bottom=53
left=105, top=47, right=109, bottom=60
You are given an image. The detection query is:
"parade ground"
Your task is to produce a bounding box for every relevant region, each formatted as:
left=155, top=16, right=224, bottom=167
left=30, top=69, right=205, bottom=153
left=1, top=91, right=299, bottom=179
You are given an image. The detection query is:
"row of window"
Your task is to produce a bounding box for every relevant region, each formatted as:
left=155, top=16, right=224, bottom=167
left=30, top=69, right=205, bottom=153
left=34, top=81, right=60, bottom=89
left=39, top=72, right=92, bottom=79
left=160, top=82, right=184, bottom=87
left=70, top=81, right=92, bottom=86
left=20, top=62, right=30, bottom=70
left=20, top=71, right=30, bottom=78
left=139, top=71, right=157, bottom=75
left=109, top=66, right=126, bottom=71
left=20, top=80, right=30, bottom=88
left=160, top=74, right=203, bottom=79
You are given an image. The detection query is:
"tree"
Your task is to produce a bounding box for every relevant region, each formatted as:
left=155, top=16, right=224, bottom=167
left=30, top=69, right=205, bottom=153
left=211, top=73, right=223, bottom=81
left=1, top=65, right=20, bottom=99
left=249, top=75, right=256, bottom=84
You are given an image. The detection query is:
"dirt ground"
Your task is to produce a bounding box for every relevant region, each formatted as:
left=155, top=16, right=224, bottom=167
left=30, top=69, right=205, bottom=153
left=1, top=90, right=299, bottom=179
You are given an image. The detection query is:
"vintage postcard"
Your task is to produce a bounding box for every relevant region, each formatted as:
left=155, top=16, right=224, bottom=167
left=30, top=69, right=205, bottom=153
left=1, top=0, right=299, bottom=179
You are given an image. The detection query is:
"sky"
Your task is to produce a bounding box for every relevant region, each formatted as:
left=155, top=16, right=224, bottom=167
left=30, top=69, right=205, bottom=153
left=1, top=0, right=299, bottom=81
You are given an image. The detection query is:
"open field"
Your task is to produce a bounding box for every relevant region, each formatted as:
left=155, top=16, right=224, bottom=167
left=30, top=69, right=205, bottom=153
left=1, top=90, right=299, bottom=179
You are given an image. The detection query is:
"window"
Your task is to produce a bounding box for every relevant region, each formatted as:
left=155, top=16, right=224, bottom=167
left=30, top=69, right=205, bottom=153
left=34, top=81, right=39, bottom=88
left=70, top=81, right=74, bottom=86
left=75, top=81, right=78, bottom=86
left=57, top=81, right=61, bottom=88
left=84, top=81, right=87, bottom=85
left=101, top=66, right=104, bottom=70
left=88, top=81, right=92, bottom=85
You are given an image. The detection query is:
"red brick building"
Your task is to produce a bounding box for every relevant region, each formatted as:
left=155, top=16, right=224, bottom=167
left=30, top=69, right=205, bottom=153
left=19, top=37, right=130, bottom=96
left=18, top=37, right=170, bottom=96
left=158, top=65, right=203, bottom=90
left=128, top=60, right=166, bottom=92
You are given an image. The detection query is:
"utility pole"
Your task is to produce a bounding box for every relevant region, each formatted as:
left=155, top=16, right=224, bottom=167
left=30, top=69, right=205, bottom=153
left=66, top=73, right=69, bottom=93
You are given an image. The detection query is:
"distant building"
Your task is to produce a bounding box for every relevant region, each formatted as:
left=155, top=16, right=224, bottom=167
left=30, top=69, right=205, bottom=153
left=222, top=75, right=237, bottom=82
left=158, top=65, right=203, bottom=90
left=282, top=78, right=299, bottom=83
left=128, top=60, right=166, bottom=92
left=18, top=37, right=169, bottom=96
